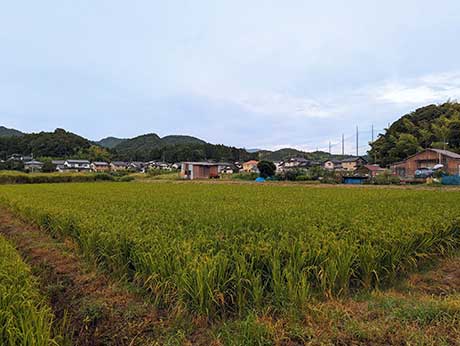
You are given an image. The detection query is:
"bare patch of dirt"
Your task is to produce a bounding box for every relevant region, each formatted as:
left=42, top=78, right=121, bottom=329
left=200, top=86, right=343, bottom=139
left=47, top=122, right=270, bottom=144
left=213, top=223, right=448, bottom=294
left=0, top=209, right=163, bottom=346
left=407, top=256, right=460, bottom=296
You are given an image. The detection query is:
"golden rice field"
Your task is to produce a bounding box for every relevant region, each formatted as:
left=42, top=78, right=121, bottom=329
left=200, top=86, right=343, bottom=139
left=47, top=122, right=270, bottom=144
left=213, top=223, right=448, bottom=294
left=1, top=182, right=460, bottom=318
left=0, top=235, right=57, bottom=346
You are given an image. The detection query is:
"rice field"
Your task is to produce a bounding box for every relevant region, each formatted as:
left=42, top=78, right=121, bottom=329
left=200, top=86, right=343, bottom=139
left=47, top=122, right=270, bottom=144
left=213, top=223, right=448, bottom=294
left=1, top=182, right=460, bottom=317
left=0, top=234, right=57, bottom=346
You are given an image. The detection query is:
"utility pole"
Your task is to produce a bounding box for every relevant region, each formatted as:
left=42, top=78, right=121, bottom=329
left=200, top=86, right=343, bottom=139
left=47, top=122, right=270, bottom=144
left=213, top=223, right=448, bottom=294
left=356, top=126, right=359, bottom=157
left=342, top=134, right=344, bottom=156
left=328, top=141, right=331, bottom=155
left=371, top=124, right=374, bottom=143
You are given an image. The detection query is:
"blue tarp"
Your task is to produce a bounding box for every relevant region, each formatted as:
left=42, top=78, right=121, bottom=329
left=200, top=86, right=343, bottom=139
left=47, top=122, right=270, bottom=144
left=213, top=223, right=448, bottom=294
left=343, top=177, right=366, bottom=184
left=255, top=177, right=266, bottom=183
left=441, top=175, right=460, bottom=185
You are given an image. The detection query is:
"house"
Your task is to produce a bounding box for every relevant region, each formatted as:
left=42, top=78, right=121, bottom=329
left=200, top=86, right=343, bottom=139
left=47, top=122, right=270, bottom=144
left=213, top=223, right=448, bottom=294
left=234, top=162, right=243, bottom=172
left=52, top=160, right=66, bottom=172
left=284, top=157, right=310, bottom=168
left=274, top=161, right=285, bottom=172
left=8, top=154, right=33, bottom=162
left=323, top=160, right=342, bottom=171
left=242, top=160, right=259, bottom=173
left=218, top=164, right=235, bottom=174
left=129, top=162, right=146, bottom=172
left=64, top=160, right=91, bottom=172
left=91, top=162, right=110, bottom=172
left=359, top=164, right=387, bottom=177
left=24, top=160, right=43, bottom=172
left=181, top=162, right=220, bottom=180
left=391, top=149, right=460, bottom=177
left=341, top=157, right=367, bottom=171
left=110, top=161, right=129, bottom=171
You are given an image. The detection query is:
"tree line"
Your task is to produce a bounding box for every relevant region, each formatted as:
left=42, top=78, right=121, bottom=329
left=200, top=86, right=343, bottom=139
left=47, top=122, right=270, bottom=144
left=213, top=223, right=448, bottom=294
left=369, top=102, right=460, bottom=166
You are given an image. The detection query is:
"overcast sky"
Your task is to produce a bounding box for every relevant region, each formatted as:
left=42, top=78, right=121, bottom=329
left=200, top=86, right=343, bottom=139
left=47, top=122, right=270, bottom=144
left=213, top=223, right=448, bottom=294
left=1, top=1, right=460, bottom=154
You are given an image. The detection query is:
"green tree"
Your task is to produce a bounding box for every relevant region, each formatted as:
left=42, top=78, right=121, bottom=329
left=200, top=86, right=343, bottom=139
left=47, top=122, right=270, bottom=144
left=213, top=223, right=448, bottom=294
left=84, top=145, right=112, bottom=162
left=432, top=117, right=450, bottom=150
left=41, top=159, right=56, bottom=173
left=257, top=161, right=276, bottom=178
left=389, top=134, right=421, bottom=160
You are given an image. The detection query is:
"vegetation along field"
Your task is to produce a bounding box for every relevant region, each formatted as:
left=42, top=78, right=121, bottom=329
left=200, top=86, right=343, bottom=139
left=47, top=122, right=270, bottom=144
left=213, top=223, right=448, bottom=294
left=2, top=182, right=460, bottom=344
left=0, top=234, right=58, bottom=345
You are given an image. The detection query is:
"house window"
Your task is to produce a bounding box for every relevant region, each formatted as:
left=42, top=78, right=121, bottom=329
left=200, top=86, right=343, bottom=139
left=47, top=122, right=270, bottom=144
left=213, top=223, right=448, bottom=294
left=396, top=167, right=406, bottom=177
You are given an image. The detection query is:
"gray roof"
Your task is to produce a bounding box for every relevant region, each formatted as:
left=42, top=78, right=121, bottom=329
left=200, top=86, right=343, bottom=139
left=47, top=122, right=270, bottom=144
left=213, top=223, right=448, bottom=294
left=289, top=157, right=308, bottom=162
left=182, top=162, right=223, bottom=166
left=341, top=156, right=366, bottom=163
left=24, top=160, right=43, bottom=165
left=324, top=159, right=342, bottom=164
left=52, top=160, right=65, bottom=165
left=66, top=160, right=90, bottom=164
left=429, top=149, right=460, bottom=159
left=92, top=161, right=109, bottom=166
left=111, top=161, right=128, bottom=166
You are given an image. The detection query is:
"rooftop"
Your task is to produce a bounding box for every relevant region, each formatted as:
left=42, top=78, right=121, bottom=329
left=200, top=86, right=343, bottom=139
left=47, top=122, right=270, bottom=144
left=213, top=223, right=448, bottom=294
left=182, top=162, right=226, bottom=166
left=429, top=148, right=460, bottom=159
left=66, top=159, right=90, bottom=164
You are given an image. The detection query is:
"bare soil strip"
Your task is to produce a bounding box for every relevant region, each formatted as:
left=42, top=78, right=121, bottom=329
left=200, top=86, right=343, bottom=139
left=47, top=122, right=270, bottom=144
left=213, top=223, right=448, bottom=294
left=0, top=208, right=162, bottom=346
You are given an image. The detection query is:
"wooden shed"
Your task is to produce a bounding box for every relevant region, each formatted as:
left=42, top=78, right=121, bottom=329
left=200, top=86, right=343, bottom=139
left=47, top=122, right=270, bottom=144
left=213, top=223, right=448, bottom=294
left=180, top=162, right=220, bottom=180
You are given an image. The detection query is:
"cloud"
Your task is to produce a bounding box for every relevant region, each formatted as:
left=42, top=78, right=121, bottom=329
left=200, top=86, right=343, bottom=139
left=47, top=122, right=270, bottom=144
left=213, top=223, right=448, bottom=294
left=372, top=72, right=460, bottom=105
left=191, top=86, right=343, bottom=120
left=234, top=92, right=340, bottom=118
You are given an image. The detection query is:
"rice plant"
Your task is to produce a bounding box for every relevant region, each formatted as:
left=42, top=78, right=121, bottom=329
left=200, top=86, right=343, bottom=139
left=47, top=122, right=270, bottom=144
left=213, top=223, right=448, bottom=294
left=0, top=235, right=57, bottom=345
left=1, top=182, right=460, bottom=317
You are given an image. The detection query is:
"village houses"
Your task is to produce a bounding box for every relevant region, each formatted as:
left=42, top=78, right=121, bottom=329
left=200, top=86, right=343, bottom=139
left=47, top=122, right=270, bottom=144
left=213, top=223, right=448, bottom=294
left=64, top=160, right=91, bottom=172
left=341, top=157, right=367, bottom=171
left=242, top=160, right=259, bottom=173
left=91, top=162, right=110, bottom=172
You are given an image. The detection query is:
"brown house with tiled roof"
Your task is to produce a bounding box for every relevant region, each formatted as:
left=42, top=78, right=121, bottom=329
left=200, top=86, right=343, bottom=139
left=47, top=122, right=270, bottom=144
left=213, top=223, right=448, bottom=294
left=391, top=149, right=460, bottom=177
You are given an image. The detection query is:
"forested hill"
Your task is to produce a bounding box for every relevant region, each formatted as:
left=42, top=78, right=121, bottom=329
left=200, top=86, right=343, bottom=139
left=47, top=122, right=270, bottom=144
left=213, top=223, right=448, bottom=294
left=0, top=128, right=92, bottom=159
left=0, top=126, right=24, bottom=138
left=94, top=136, right=126, bottom=149
left=1, top=126, right=350, bottom=163
left=258, top=148, right=352, bottom=162
left=369, top=102, right=460, bottom=166
left=112, top=133, right=253, bottom=162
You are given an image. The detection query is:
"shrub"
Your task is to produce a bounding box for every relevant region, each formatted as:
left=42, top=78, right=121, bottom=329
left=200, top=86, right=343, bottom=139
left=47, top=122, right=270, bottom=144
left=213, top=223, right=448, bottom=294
left=232, top=172, right=259, bottom=181
left=0, top=171, right=133, bottom=185
left=371, top=172, right=401, bottom=185
left=295, top=174, right=311, bottom=181
left=116, top=175, right=135, bottom=182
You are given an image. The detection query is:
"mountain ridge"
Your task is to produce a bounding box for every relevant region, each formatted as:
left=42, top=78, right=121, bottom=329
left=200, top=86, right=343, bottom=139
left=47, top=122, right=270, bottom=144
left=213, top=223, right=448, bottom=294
left=0, top=126, right=24, bottom=138
left=1, top=125, right=347, bottom=162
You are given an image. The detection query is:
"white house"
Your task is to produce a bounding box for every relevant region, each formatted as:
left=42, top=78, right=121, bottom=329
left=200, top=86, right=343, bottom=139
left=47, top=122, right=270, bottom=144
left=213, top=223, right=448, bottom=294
left=64, top=160, right=91, bottom=172
left=24, top=160, right=43, bottom=172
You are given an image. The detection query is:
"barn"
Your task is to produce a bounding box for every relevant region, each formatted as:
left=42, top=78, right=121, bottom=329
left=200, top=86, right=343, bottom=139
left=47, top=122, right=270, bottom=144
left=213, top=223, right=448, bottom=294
left=391, top=149, right=460, bottom=177
left=180, top=162, right=220, bottom=180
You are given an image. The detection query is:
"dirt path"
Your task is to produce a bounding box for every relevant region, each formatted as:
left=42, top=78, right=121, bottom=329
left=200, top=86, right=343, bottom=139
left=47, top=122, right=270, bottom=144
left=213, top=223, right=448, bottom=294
left=0, top=208, right=164, bottom=346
